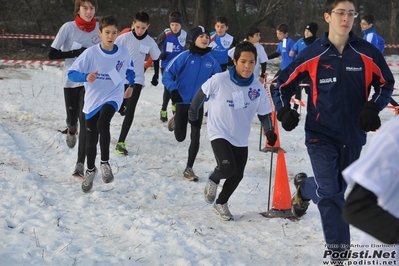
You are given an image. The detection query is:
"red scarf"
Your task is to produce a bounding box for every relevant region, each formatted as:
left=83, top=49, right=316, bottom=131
left=75, top=15, right=96, bottom=32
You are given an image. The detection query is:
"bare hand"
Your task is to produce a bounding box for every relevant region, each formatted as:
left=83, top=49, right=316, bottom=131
left=124, top=86, right=133, bottom=98
left=86, top=71, right=98, bottom=82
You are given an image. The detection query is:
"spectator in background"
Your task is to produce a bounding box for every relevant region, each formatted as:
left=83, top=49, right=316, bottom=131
left=272, top=0, right=394, bottom=262
left=289, top=22, right=318, bottom=111
left=49, top=0, right=100, bottom=178
left=360, top=13, right=385, bottom=54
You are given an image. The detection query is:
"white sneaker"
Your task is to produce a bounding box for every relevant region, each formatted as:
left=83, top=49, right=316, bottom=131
left=101, top=162, right=114, bottom=183
left=168, top=115, right=175, bottom=131
left=66, top=127, right=77, bottom=148
left=204, top=173, right=218, bottom=204
left=82, top=168, right=97, bottom=193
left=213, top=202, right=234, bottom=221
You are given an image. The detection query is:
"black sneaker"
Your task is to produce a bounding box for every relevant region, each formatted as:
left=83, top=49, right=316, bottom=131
left=292, top=172, right=310, bottom=217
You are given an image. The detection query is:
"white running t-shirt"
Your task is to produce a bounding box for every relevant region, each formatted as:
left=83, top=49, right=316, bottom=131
left=115, top=31, right=161, bottom=86
left=68, top=44, right=134, bottom=114
left=343, top=116, right=399, bottom=259
left=51, top=21, right=101, bottom=88
left=202, top=71, right=272, bottom=147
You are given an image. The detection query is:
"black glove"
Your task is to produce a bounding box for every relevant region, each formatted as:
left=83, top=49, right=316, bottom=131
left=266, top=131, right=277, bottom=146
left=151, top=74, right=158, bottom=86
left=277, top=106, right=299, bottom=131
left=72, top=47, right=86, bottom=57
left=357, top=101, right=381, bottom=132
left=171, top=90, right=183, bottom=103
left=159, top=53, right=168, bottom=61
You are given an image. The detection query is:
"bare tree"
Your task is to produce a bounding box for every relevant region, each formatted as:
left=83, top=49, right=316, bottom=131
left=251, top=0, right=287, bottom=26
left=390, top=1, right=399, bottom=43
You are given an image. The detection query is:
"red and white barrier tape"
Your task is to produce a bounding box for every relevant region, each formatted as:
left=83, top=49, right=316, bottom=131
left=2, top=32, right=399, bottom=49
left=0, top=33, right=55, bottom=40
left=259, top=42, right=399, bottom=49
left=290, top=98, right=306, bottom=107
left=0, top=59, right=63, bottom=65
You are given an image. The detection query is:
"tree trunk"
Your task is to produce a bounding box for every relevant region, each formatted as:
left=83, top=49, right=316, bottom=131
left=390, top=1, right=399, bottom=43
left=193, top=0, right=212, bottom=29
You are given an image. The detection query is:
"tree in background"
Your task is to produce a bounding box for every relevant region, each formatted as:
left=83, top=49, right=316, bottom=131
left=1, top=0, right=399, bottom=59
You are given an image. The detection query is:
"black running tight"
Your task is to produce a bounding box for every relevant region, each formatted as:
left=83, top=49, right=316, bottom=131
left=118, top=84, right=142, bottom=143
left=85, top=104, right=115, bottom=170
left=64, top=86, right=86, bottom=164
left=210, top=138, right=248, bottom=204
left=174, top=104, right=203, bottom=167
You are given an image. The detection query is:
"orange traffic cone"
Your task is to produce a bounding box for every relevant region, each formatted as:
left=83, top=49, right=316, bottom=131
left=261, top=111, right=284, bottom=153
left=261, top=150, right=294, bottom=219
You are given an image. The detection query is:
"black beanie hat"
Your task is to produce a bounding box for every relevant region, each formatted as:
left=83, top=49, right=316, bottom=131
left=190, top=26, right=210, bottom=42
left=305, top=22, right=318, bottom=36
left=169, top=16, right=182, bottom=25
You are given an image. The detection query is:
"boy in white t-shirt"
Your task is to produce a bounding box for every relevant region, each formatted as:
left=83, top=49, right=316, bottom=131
left=189, top=41, right=277, bottom=221
left=49, top=0, right=101, bottom=178
left=114, top=11, right=161, bottom=156
left=228, top=26, right=268, bottom=83
left=68, top=15, right=135, bottom=193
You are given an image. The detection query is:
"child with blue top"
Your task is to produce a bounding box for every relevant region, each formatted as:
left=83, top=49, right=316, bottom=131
left=68, top=15, right=135, bottom=193
left=268, top=23, right=295, bottom=71
left=156, top=11, right=190, bottom=123
left=289, top=22, right=318, bottom=57
left=289, top=22, right=318, bottom=110
left=209, top=16, right=237, bottom=71
left=162, top=26, right=221, bottom=181
left=360, top=13, right=385, bottom=54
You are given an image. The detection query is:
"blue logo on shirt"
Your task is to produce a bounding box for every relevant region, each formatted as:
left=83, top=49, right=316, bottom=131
left=248, top=88, right=261, bottom=101
left=116, top=60, right=124, bottom=72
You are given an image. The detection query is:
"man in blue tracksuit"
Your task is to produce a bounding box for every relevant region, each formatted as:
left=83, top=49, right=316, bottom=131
left=272, top=0, right=394, bottom=261
left=162, top=26, right=221, bottom=181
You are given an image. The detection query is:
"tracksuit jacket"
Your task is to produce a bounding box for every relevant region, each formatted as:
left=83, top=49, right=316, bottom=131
left=162, top=50, right=221, bottom=104
left=274, top=31, right=394, bottom=146
left=273, top=31, right=394, bottom=255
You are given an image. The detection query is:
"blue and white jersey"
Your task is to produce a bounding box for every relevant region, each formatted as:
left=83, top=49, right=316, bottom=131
left=209, top=32, right=235, bottom=65
left=68, top=44, right=134, bottom=114
left=157, top=29, right=188, bottom=69
left=201, top=71, right=272, bottom=147
left=276, top=37, right=295, bottom=70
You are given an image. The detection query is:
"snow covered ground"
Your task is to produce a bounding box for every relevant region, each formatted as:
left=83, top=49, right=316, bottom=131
left=0, top=58, right=398, bottom=265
